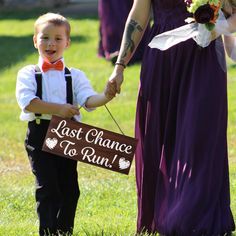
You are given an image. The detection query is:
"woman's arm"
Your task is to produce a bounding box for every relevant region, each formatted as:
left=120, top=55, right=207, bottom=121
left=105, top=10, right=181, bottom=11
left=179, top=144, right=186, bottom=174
left=227, top=13, right=236, bottom=32
left=224, top=35, right=236, bottom=60
left=116, top=0, right=151, bottom=66
left=109, top=0, right=152, bottom=94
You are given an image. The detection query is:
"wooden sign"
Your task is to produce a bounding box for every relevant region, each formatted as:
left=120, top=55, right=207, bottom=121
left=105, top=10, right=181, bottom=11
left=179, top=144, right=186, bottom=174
left=42, top=115, right=138, bottom=175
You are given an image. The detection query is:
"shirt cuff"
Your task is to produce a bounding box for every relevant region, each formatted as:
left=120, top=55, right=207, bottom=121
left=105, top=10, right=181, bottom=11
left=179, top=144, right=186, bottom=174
left=19, top=95, right=38, bottom=112
left=80, top=93, right=97, bottom=112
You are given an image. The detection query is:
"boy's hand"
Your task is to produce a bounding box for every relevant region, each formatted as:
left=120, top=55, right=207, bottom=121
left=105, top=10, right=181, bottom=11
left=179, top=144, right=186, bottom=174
left=58, top=104, right=80, bottom=118
left=104, top=80, right=117, bottom=99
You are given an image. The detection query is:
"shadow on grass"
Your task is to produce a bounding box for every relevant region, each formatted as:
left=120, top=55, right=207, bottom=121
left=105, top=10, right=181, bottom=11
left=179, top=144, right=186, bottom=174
left=0, top=8, right=47, bottom=20
left=0, top=34, right=89, bottom=70
left=229, top=64, right=236, bottom=69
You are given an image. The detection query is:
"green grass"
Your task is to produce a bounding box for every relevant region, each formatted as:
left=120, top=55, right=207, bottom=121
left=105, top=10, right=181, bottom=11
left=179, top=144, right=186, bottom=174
left=0, top=9, right=235, bottom=236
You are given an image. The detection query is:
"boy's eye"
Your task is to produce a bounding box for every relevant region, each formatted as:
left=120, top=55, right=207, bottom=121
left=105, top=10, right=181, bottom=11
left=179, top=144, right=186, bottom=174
left=41, top=36, right=48, bottom=40
left=56, top=38, right=62, bottom=41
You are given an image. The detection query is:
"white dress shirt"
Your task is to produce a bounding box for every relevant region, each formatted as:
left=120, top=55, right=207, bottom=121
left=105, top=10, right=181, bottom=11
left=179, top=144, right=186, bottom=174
left=16, top=57, right=97, bottom=121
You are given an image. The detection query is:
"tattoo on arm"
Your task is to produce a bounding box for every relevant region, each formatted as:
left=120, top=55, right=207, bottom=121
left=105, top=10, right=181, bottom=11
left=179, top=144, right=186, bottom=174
left=120, top=19, right=144, bottom=62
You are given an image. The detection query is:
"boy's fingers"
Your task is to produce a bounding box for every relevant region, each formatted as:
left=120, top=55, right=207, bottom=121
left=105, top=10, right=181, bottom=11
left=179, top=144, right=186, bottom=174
left=105, top=90, right=116, bottom=97
left=70, top=105, right=80, bottom=114
left=108, top=84, right=117, bottom=93
left=106, top=82, right=117, bottom=95
left=109, top=80, right=121, bottom=94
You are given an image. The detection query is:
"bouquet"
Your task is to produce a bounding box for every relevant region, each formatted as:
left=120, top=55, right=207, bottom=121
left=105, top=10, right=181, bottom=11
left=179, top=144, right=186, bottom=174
left=148, top=0, right=232, bottom=50
left=184, top=0, right=221, bottom=31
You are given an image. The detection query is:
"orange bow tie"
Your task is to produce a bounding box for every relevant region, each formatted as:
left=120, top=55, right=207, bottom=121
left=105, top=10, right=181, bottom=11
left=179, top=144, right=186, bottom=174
left=42, top=60, right=64, bottom=72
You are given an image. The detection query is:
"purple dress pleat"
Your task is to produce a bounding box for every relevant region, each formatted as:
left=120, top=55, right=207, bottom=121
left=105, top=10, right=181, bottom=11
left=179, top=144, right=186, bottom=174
left=98, top=0, right=149, bottom=63
left=135, top=0, right=235, bottom=235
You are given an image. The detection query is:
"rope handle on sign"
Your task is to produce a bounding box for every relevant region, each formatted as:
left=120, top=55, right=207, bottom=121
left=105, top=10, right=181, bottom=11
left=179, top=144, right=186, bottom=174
left=104, top=104, right=124, bottom=135
left=78, top=104, right=125, bottom=135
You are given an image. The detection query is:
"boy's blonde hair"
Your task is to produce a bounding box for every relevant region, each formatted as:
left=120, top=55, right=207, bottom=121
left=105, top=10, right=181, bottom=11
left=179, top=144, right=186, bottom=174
left=34, top=12, right=71, bottom=38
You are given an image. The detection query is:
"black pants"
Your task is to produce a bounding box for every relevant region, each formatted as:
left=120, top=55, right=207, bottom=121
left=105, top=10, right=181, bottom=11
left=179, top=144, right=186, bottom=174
left=25, top=120, right=80, bottom=236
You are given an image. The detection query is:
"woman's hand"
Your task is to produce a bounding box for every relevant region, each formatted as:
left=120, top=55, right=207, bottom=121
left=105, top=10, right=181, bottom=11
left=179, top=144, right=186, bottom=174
left=104, top=80, right=117, bottom=99
left=109, top=65, right=125, bottom=94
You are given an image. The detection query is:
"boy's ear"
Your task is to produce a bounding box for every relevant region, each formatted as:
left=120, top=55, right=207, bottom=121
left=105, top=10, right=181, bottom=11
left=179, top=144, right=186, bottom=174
left=33, top=35, right=38, bottom=49
left=66, top=38, right=71, bottom=48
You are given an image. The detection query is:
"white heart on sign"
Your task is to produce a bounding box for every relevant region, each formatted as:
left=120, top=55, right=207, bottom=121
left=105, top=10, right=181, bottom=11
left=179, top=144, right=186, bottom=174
left=119, top=158, right=130, bottom=170
left=45, top=138, right=58, bottom=150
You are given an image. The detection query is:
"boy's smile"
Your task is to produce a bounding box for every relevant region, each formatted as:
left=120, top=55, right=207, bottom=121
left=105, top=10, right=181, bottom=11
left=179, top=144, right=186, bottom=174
left=33, top=22, right=70, bottom=63
left=45, top=49, right=57, bottom=57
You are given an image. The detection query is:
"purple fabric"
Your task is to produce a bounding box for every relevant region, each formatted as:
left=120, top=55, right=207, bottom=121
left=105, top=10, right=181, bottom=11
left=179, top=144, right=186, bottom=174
left=135, top=0, right=235, bottom=235
left=98, top=0, right=149, bottom=63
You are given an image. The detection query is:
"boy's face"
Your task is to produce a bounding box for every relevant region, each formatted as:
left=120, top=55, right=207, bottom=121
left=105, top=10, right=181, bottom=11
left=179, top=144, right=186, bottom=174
left=33, top=22, right=70, bottom=63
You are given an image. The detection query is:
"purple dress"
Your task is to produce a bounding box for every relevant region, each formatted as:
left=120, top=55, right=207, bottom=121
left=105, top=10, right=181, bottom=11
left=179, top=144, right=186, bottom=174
left=98, top=0, right=148, bottom=63
left=135, top=0, right=235, bottom=235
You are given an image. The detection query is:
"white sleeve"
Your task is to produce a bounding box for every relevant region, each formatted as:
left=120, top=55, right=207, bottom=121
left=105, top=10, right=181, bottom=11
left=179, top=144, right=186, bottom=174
left=71, top=68, right=97, bottom=111
left=15, top=65, right=38, bottom=112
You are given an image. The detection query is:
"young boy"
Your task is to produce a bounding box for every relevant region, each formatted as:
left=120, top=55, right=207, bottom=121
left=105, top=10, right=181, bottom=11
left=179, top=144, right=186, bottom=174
left=16, top=12, right=115, bottom=236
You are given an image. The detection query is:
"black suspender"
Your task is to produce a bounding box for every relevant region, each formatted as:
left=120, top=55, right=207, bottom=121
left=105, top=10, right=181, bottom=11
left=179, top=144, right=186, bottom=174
left=34, top=65, right=73, bottom=120
left=64, top=67, right=73, bottom=105
left=35, top=66, right=42, bottom=119
left=35, top=66, right=42, bottom=99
